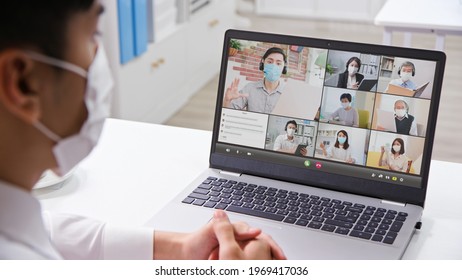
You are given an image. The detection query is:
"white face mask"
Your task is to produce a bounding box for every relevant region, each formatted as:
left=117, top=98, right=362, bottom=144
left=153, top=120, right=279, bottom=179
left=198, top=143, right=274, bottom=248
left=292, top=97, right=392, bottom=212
left=393, top=145, right=401, bottom=153
left=28, top=45, right=113, bottom=176
left=395, top=109, right=407, bottom=118
left=348, top=66, right=358, bottom=75
left=341, top=102, right=350, bottom=109
left=400, top=71, right=412, bottom=82
left=287, top=128, right=295, bottom=137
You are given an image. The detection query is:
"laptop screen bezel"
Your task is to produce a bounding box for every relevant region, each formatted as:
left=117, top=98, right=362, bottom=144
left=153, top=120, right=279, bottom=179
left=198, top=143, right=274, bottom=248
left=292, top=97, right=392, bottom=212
left=209, top=29, right=446, bottom=208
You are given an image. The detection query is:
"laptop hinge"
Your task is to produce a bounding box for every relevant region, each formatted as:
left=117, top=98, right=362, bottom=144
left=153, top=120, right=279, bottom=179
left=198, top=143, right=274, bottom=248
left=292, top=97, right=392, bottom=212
left=381, top=200, right=406, bottom=207
left=219, top=170, right=242, bottom=177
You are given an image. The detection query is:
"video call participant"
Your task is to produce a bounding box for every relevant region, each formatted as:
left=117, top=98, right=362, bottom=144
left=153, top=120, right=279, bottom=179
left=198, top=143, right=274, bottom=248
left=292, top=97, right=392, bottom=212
left=223, top=47, right=287, bottom=114
left=378, top=100, right=418, bottom=136
left=337, top=57, right=364, bottom=90
left=379, top=138, right=412, bottom=173
left=273, top=120, right=309, bottom=156
left=387, top=61, right=417, bottom=90
left=319, top=130, right=355, bottom=163
left=329, top=93, right=359, bottom=127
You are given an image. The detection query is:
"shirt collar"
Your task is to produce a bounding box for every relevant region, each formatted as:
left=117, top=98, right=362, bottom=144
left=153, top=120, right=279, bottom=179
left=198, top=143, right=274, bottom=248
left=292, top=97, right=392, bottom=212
left=257, top=79, right=284, bottom=95
left=0, top=180, right=60, bottom=259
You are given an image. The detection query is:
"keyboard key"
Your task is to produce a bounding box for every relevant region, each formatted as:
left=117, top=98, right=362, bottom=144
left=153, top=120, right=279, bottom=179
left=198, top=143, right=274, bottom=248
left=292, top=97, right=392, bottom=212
left=345, top=206, right=363, bottom=213
left=295, top=219, right=309, bottom=226
left=276, top=203, right=287, bottom=210
left=182, top=197, right=194, bottom=204
left=357, top=220, right=368, bottom=226
left=379, top=224, right=389, bottom=230
left=277, top=209, right=289, bottom=215
left=342, top=201, right=353, bottom=206
left=288, top=212, right=301, bottom=218
left=321, top=225, right=336, bottom=232
left=383, top=232, right=397, bottom=244
left=335, top=227, right=350, bottom=235
left=350, top=230, right=372, bottom=240
left=385, top=213, right=396, bottom=219
left=283, top=217, right=297, bottom=224
left=228, top=180, right=237, bottom=184
left=264, top=201, right=276, bottom=207
left=287, top=206, right=299, bottom=212
left=354, top=203, right=365, bottom=208
left=211, top=186, right=223, bottom=192
left=301, top=214, right=313, bottom=220
left=321, top=197, right=331, bottom=202
left=398, top=212, right=408, bottom=217
left=332, top=199, right=341, bottom=204
left=371, top=217, right=382, bottom=223
left=382, top=219, right=393, bottom=225
left=226, top=205, right=284, bottom=221
left=396, top=216, right=406, bottom=222
left=387, top=210, right=397, bottom=215
left=221, top=199, right=232, bottom=204
left=368, top=222, right=379, bottom=228
left=232, top=201, right=243, bottom=206
left=336, top=210, right=347, bottom=216
left=311, top=210, right=322, bottom=216
left=325, top=219, right=353, bottom=229
left=242, top=197, right=253, bottom=203
left=373, top=212, right=385, bottom=218
left=308, top=222, right=322, bottom=229
left=211, top=182, right=222, bottom=186
left=218, top=179, right=228, bottom=183
left=215, top=203, right=228, bottom=210
left=207, top=176, right=217, bottom=180
left=193, top=188, right=209, bottom=195
left=265, top=207, right=277, bottom=213
left=198, top=184, right=212, bottom=190
left=210, top=191, right=220, bottom=197
left=354, top=225, right=365, bottom=231
left=310, top=195, right=320, bottom=200
left=372, top=235, right=383, bottom=242
left=376, top=229, right=387, bottom=235
left=364, top=227, right=375, bottom=233
left=390, top=221, right=403, bottom=232
left=254, top=205, right=266, bottom=211
left=193, top=199, right=206, bottom=206
left=322, top=213, right=334, bottom=219
left=312, top=216, right=325, bottom=223
left=188, top=193, right=210, bottom=200
left=222, top=188, right=233, bottom=194
left=364, top=210, right=374, bottom=215
left=202, top=180, right=213, bottom=185
left=253, top=199, right=264, bottom=205
left=204, top=201, right=217, bottom=208
left=243, top=203, right=254, bottom=209
left=334, top=204, right=345, bottom=210
left=325, top=208, right=335, bottom=214
left=377, top=208, right=386, bottom=212
left=334, top=215, right=357, bottom=223
left=220, top=194, right=231, bottom=199
left=366, top=206, right=376, bottom=211
left=360, top=214, right=371, bottom=220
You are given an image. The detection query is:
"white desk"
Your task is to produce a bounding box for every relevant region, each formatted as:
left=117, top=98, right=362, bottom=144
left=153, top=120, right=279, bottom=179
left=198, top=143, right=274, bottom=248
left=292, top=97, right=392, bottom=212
left=374, top=0, right=462, bottom=50
left=35, top=118, right=462, bottom=259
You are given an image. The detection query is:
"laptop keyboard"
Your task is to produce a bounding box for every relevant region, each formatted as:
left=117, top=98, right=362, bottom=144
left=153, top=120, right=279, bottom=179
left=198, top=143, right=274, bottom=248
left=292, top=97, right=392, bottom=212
left=182, top=177, right=408, bottom=245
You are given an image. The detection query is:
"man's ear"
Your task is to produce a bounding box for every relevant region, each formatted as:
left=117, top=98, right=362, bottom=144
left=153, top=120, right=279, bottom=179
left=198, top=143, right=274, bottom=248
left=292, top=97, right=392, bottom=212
left=0, top=50, right=41, bottom=124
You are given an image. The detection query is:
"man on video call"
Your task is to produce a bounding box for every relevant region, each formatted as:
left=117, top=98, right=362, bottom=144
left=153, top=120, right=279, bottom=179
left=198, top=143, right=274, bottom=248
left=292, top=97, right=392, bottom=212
left=387, top=61, right=417, bottom=90
left=273, top=120, right=309, bottom=156
left=223, top=47, right=287, bottom=114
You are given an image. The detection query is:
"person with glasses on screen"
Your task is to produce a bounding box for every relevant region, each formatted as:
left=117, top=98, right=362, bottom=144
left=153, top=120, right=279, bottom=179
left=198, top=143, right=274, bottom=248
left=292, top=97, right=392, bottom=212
left=223, top=47, right=287, bottom=114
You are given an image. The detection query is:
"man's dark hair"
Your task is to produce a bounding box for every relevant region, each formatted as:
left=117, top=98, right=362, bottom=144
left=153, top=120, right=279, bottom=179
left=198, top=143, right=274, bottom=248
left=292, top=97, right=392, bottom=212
left=340, top=93, right=352, bottom=102
left=262, top=47, right=287, bottom=63
left=285, top=120, right=297, bottom=132
left=1, top=0, right=95, bottom=59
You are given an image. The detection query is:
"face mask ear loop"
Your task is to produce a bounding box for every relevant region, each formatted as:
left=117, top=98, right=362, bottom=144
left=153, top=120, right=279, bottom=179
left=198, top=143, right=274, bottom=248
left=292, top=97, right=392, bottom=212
left=24, top=51, right=88, bottom=79
left=33, top=121, right=62, bottom=143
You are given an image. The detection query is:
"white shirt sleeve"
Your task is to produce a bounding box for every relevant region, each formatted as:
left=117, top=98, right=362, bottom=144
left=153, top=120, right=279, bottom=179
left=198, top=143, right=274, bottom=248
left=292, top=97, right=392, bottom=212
left=42, top=211, right=153, bottom=260
left=410, top=118, right=418, bottom=136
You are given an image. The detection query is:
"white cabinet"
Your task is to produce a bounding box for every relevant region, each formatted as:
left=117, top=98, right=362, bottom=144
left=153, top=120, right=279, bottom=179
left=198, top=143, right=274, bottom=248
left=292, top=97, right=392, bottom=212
left=255, top=0, right=386, bottom=22
left=101, top=0, right=235, bottom=123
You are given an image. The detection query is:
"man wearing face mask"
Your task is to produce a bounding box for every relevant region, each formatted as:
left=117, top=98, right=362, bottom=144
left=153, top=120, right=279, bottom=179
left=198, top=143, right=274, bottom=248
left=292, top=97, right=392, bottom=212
left=0, top=1, right=286, bottom=260
left=393, top=100, right=418, bottom=136
left=337, top=57, right=364, bottom=90
left=273, top=120, right=309, bottom=156
left=388, top=61, right=417, bottom=90
left=223, top=47, right=287, bottom=114
left=329, top=93, right=359, bottom=127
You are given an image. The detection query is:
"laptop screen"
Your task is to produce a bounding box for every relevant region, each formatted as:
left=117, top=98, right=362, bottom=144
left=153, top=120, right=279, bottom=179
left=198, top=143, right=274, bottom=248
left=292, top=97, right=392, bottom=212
left=211, top=30, right=445, bottom=206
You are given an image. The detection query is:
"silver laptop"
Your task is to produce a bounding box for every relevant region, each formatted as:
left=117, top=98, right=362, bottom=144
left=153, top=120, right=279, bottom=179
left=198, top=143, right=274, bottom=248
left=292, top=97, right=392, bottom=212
left=147, top=30, right=446, bottom=259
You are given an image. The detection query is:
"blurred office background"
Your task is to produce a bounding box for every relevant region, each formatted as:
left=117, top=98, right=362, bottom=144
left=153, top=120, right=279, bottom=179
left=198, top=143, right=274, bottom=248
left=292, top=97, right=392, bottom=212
left=101, top=0, right=462, bottom=164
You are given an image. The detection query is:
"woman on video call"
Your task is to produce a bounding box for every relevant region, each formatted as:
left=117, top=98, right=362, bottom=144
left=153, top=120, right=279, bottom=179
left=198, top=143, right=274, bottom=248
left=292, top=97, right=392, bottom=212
left=337, top=57, right=364, bottom=90
left=319, top=130, right=355, bottom=163
left=379, top=138, right=412, bottom=173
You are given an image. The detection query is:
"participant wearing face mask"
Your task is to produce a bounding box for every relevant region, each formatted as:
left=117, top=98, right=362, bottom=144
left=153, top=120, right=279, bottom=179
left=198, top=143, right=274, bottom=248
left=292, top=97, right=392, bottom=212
left=393, top=100, right=418, bottom=136
left=223, top=47, right=286, bottom=114
left=379, top=138, right=412, bottom=173
left=329, top=93, right=359, bottom=127
left=0, top=1, right=285, bottom=260
left=319, top=130, right=355, bottom=164
left=388, top=61, right=417, bottom=90
left=337, top=56, right=364, bottom=90
left=273, top=120, right=310, bottom=156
